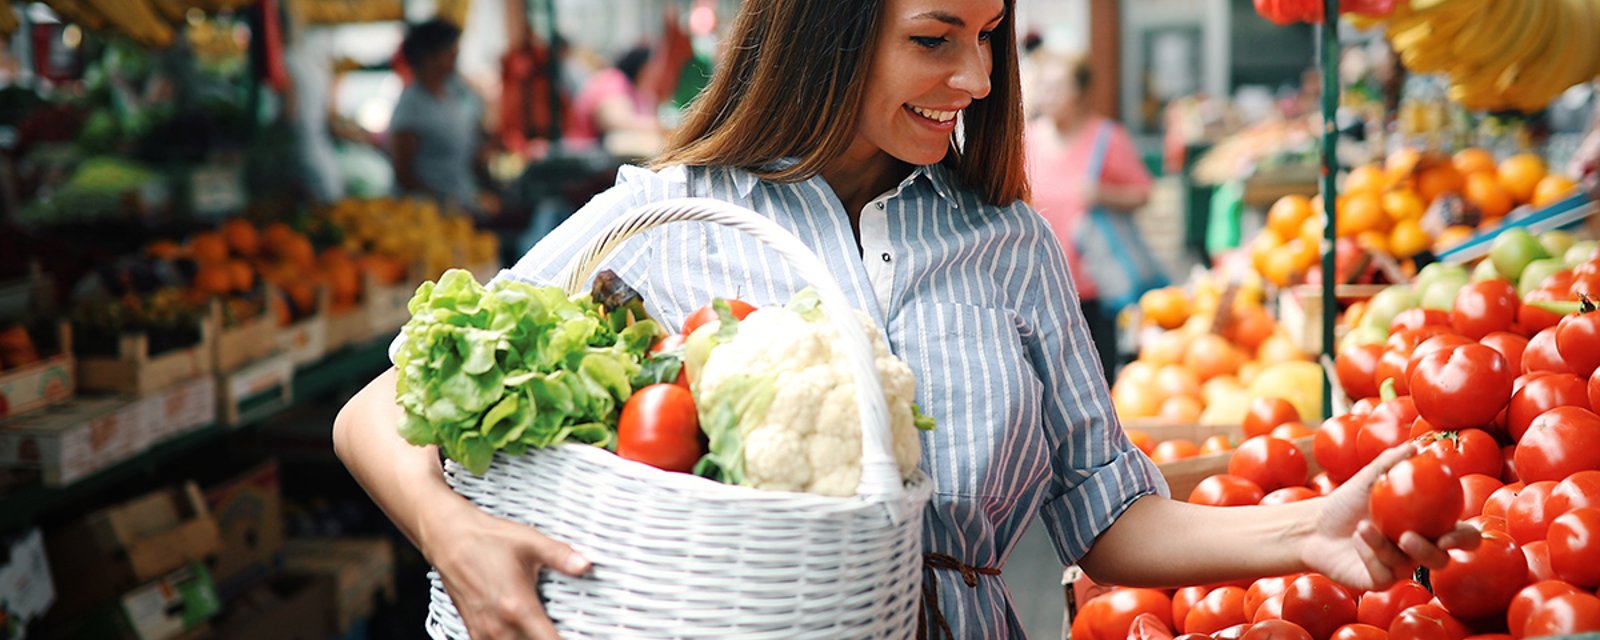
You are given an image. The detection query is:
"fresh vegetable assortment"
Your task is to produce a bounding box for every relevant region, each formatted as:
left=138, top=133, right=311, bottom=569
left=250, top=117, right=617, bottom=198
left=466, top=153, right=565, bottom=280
left=395, top=269, right=933, bottom=495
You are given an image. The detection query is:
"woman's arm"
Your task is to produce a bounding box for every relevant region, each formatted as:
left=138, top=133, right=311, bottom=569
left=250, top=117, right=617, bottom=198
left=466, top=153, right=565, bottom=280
left=1092, top=182, right=1150, bottom=212
left=1079, top=444, right=1480, bottom=591
left=333, top=369, right=588, bottom=639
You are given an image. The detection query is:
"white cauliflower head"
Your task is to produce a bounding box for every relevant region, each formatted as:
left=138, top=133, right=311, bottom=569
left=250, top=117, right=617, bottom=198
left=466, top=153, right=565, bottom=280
left=690, top=290, right=930, bottom=496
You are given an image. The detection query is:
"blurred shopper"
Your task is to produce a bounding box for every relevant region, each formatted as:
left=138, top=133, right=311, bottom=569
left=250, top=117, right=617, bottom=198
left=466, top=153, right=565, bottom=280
left=390, top=19, right=499, bottom=217
left=1026, top=53, right=1154, bottom=382
left=567, top=45, right=663, bottom=157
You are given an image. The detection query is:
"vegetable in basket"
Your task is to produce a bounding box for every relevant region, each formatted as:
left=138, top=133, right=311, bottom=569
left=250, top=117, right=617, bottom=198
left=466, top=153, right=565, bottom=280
left=392, top=269, right=664, bottom=474
left=689, top=289, right=936, bottom=496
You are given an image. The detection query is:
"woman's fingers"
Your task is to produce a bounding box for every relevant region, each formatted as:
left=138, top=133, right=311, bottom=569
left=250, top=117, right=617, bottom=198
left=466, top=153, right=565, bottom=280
left=525, top=529, right=591, bottom=577
left=1437, top=524, right=1483, bottom=552
left=1357, top=520, right=1413, bottom=570
left=1397, top=531, right=1452, bottom=570
left=1352, top=530, right=1396, bottom=588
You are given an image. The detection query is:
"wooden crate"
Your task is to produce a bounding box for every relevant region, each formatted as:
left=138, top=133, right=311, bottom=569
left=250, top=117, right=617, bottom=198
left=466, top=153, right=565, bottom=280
left=1123, top=420, right=1319, bottom=500
left=363, top=266, right=421, bottom=338
left=77, top=323, right=214, bottom=396
left=0, top=321, right=75, bottom=421
left=1277, top=284, right=1387, bottom=356
left=211, top=292, right=284, bottom=374
left=217, top=352, right=293, bottom=427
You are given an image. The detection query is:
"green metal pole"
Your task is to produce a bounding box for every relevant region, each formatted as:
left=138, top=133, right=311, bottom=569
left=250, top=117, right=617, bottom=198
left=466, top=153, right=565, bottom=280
left=1320, top=0, right=1340, bottom=420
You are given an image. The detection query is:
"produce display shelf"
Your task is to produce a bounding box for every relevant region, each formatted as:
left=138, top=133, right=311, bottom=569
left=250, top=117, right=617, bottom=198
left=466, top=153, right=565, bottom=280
left=0, top=336, right=394, bottom=534
left=1436, top=193, right=1597, bottom=264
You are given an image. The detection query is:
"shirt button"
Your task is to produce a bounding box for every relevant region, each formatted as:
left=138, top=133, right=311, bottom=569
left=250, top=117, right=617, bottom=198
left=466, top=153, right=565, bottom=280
left=875, top=202, right=885, bottom=210
left=881, top=252, right=892, bottom=262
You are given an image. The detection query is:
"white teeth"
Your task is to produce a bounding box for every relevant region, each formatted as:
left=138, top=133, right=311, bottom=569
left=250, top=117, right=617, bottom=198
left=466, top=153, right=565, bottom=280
left=911, top=106, right=957, bottom=122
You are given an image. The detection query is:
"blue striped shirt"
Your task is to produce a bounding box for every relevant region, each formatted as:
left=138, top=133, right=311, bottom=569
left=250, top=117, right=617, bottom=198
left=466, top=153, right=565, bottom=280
left=500, top=162, right=1168, bottom=637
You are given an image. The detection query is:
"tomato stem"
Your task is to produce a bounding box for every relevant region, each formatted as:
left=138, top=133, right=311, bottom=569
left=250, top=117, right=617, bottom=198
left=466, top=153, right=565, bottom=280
left=1531, top=300, right=1584, bottom=316
left=1380, top=377, right=1397, bottom=403
left=1582, top=294, right=1596, bottom=315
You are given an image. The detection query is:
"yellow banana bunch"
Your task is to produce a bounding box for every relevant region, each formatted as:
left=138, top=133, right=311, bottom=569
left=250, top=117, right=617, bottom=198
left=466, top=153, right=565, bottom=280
left=1379, top=0, right=1600, bottom=113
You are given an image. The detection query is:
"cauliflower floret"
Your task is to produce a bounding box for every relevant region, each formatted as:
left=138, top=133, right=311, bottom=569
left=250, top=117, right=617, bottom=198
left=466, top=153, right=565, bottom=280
left=693, top=292, right=928, bottom=497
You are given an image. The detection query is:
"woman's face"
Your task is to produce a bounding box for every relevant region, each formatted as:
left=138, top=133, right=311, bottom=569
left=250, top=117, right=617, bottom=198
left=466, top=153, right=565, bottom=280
left=854, top=0, right=1004, bottom=166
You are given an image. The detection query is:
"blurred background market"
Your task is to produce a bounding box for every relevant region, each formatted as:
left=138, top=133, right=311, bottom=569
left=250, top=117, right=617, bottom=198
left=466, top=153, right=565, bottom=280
left=1, top=0, right=1598, bottom=638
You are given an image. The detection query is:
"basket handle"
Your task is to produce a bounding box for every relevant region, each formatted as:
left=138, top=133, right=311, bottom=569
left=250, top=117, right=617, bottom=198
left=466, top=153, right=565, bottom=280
left=556, top=197, right=903, bottom=503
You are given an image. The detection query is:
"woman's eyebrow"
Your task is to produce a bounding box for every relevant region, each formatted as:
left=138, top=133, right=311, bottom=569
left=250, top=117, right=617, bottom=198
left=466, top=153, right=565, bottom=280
left=911, top=8, right=1006, bottom=28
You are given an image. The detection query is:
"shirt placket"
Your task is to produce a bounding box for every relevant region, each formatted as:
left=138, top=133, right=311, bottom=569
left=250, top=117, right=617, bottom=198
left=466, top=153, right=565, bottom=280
left=859, top=196, right=896, bottom=314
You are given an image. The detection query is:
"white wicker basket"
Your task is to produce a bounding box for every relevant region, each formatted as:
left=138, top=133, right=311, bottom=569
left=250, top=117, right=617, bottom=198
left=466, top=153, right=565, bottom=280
left=426, top=198, right=935, bottom=639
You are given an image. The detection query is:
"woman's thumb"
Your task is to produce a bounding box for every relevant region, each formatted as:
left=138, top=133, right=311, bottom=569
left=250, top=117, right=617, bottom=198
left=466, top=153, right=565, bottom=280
left=533, top=535, right=591, bottom=577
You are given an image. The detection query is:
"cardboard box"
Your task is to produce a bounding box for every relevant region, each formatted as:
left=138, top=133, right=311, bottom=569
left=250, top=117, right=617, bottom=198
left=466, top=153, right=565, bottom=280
left=77, top=323, right=214, bottom=396
left=216, top=353, right=292, bottom=427
left=0, top=398, right=142, bottom=486
left=203, top=460, right=284, bottom=601
left=281, top=537, right=395, bottom=633
left=210, top=293, right=284, bottom=374
left=0, top=529, right=56, bottom=637
left=47, top=482, right=223, bottom=615
left=0, top=321, right=74, bottom=421
left=207, top=573, right=334, bottom=640
left=1122, top=420, right=1321, bottom=500
left=134, top=376, right=217, bottom=446
left=117, top=562, right=222, bottom=640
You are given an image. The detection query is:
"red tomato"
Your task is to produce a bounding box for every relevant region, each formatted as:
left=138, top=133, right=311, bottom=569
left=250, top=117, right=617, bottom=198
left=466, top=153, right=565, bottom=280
left=1431, top=530, right=1529, bottom=620
left=1507, top=581, right=1580, bottom=639
left=1513, top=371, right=1555, bottom=395
left=1519, top=289, right=1570, bottom=337
left=1229, top=436, right=1310, bottom=493
left=1190, top=475, right=1267, bottom=506
left=1358, top=580, right=1434, bottom=629
left=1506, top=481, right=1559, bottom=545
left=1371, top=455, right=1465, bottom=541
left=1483, top=482, right=1526, bottom=520
left=1590, top=368, right=1600, bottom=417
left=1521, top=592, right=1600, bottom=637
left=649, top=334, right=690, bottom=387
left=1247, top=576, right=1299, bottom=620
left=1352, top=397, right=1380, bottom=416
left=1548, top=470, right=1600, bottom=516
left=1130, top=612, right=1177, bottom=640
left=1555, top=310, right=1600, bottom=377
left=1173, top=586, right=1209, bottom=633
left=681, top=298, right=757, bottom=335
left=1407, top=335, right=1477, bottom=388
left=1465, top=515, right=1510, bottom=535
left=1242, top=620, right=1315, bottom=640
left=1502, top=445, right=1520, bottom=483
left=1378, top=329, right=1445, bottom=396
left=1514, top=407, right=1600, bottom=483
left=1358, top=397, right=1421, bottom=468
left=1283, top=575, right=1359, bottom=640
left=1202, top=435, right=1240, bottom=456
left=1388, top=604, right=1468, bottom=640
left=1255, top=593, right=1287, bottom=623
left=1394, top=308, right=1451, bottom=334
left=1452, top=280, right=1520, bottom=340
left=1410, top=417, right=1440, bottom=440
left=1154, top=439, right=1203, bottom=463
left=1480, top=332, right=1530, bottom=378
left=1273, top=422, right=1316, bottom=440
left=1507, top=373, right=1591, bottom=442
left=1410, top=345, right=1514, bottom=432
left=1523, top=328, right=1574, bottom=375
left=1417, top=429, right=1504, bottom=480
left=1217, top=624, right=1254, bottom=640
left=1086, top=588, right=1176, bottom=640
left=1331, top=624, right=1389, bottom=640
left=1522, top=540, right=1557, bottom=582
left=1546, top=507, right=1600, bottom=588
left=1246, top=397, right=1303, bottom=439
left=1316, top=415, right=1367, bottom=483
left=1459, top=474, right=1505, bottom=519
left=1312, top=472, right=1340, bottom=496
left=617, top=384, right=703, bottom=472
left=1338, top=343, right=1385, bottom=401
left=1261, top=487, right=1320, bottom=505
left=1186, top=586, right=1250, bottom=635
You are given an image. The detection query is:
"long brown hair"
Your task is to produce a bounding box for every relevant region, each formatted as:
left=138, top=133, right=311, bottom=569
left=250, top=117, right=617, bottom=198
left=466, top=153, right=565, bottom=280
left=651, top=0, right=1028, bottom=206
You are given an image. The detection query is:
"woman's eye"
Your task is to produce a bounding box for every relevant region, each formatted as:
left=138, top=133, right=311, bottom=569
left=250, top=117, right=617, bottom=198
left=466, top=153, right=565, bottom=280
left=911, top=36, right=946, bottom=48
left=978, top=30, right=993, bottom=42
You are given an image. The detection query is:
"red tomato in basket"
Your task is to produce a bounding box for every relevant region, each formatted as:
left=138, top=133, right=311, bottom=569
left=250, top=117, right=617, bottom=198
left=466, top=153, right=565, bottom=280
left=1229, top=437, right=1309, bottom=494
left=1555, top=310, right=1600, bottom=377
left=1282, top=574, right=1357, bottom=640
left=1521, top=592, right=1600, bottom=637
left=1483, top=482, right=1525, bottom=520
left=1431, top=530, right=1529, bottom=620
left=1452, top=280, right=1520, bottom=340
left=1480, top=332, right=1529, bottom=378
left=1549, top=470, right=1600, bottom=516
left=1358, top=580, right=1433, bottom=629
left=1547, top=507, right=1600, bottom=588
left=1377, top=329, right=1444, bottom=396
left=1522, top=540, right=1557, bottom=582
left=617, top=384, right=702, bottom=473
left=1514, top=407, right=1600, bottom=483
left=1190, top=475, right=1266, bottom=507
left=682, top=299, right=757, bottom=335
left=1370, top=455, right=1463, bottom=542
left=1387, top=604, right=1468, bottom=640
left=1406, top=335, right=1476, bottom=389
left=1459, top=474, right=1504, bottom=519
left=1416, top=429, right=1502, bottom=480
left=1246, top=397, right=1303, bottom=439
left=1522, top=328, right=1573, bottom=375
left=1507, top=581, right=1581, bottom=638
left=1507, top=373, right=1590, bottom=442
left=1410, top=344, right=1513, bottom=432
left=1507, top=481, right=1559, bottom=546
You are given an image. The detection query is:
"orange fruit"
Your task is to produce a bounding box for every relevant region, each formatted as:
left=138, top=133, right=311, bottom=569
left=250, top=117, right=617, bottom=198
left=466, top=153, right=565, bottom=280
left=263, top=223, right=297, bottom=250
left=1299, top=214, right=1326, bottom=246
left=1385, top=148, right=1423, bottom=184
left=1532, top=175, right=1577, bottom=208
left=1388, top=218, right=1431, bottom=259
left=1282, top=238, right=1319, bottom=272
left=1250, top=229, right=1286, bottom=274
left=1119, top=361, right=1160, bottom=388
left=1262, top=246, right=1303, bottom=287
left=145, top=239, right=183, bottom=260
left=1452, top=148, right=1497, bottom=176
left=1267, top=195, right=1315, bottom=239
left=1150, top=439, right=1201, bottom=464
left=1497, top=153, right=1547, bottom=204
left=1154, top=364, right=1203, bottom=401
left=1464, top=172, right=1513, bottom=219
left=280, top=235, right=315, bottom=269
left=1433, top=225, right=1477, bottom=252
left=1225, top=304, right=1277, bottom=352
left=1184, top=334, right=1244, bottom=382
left=1345, top=165, right=1388, bottom=195
left=1337, top=192, right=1386, bottom=237
left=1140, top=287, right=1192, bottom=331
left=1257, top=333, right=1308, bottom=365
left=1126, top=429, right=1156, bottom=456
left=1112, top=380, right=1161, bottom=419
left=188, top=232, right=229, bottom=265
left=1357, top=230, right=1391, bottom=256
left=221, top=219, right=259, bottom=257
left=194, top=264, right=233, bottom=296
left=1201, top=375, right=1245, bottom=406
left=1382, top=189, right=1427, bottom=222
left=226, top=259, right=255, bottom=293
left=1140, top=331, right=1190, bottom=367
left=1416, top=164, right=1466, bottom=202
left=1158, top=395, right=1204, bottom=423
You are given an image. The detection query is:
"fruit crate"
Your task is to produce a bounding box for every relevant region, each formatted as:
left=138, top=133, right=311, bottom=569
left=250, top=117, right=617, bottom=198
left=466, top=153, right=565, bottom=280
left=1277, top=284, right=1387, bottom=357
left=76, top=321, right=215, bottom=397
left=278, top=285, right=330, bottom=368
left=324, top=279, right=374, bottom=353
left=364, top=263, right=424, bottom=338
left=211, top=286, right=285, bottom=374
left=0, top=320, right=75, bottom=421
left=1123, top=420, right=1319, bottom=500
left=217, top=352, right=293, bottom=427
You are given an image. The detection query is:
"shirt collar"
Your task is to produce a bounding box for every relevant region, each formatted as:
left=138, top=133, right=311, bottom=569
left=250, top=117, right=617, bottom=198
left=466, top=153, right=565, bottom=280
left=729, top=159, right=962, bottom=207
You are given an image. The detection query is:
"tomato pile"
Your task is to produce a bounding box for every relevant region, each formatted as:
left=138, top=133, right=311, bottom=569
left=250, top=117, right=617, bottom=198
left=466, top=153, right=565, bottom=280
left=1078, top=247, right=1600, bottom=640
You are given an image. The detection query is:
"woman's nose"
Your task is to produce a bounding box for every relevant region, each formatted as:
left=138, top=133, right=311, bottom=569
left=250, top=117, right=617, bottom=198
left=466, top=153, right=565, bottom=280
left=949, top=45, right=992, bottom=100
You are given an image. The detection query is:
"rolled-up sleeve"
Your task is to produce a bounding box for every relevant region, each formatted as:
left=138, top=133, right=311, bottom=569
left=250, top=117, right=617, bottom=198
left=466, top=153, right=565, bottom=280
left=1014, top=203, right=1168, bottom=566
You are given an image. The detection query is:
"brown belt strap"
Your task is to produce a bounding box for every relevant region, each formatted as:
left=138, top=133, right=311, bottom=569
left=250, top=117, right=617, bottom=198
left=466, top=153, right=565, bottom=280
left=919, top=552, right=1003, bottom=640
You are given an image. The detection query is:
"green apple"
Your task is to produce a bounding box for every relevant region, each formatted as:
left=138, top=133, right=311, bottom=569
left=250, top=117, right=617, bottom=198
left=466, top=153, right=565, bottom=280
left=1420, top=275, right=1469, bottom=310
left=1540, top=230, right=1577, bottom=258
left=1360, top=285, right=1420, bottom=332
left=1489, top=227, right=1549, bottom=282
left=1518, top=258, right=1567, bottom=296
left=1566, top=240, right=1599, bottom=268
left=1472, top=258, right=1503, bottom=282
left=1339, top=325, right=1390, bottom=352
left=1414, top=262, right=1469, bottom=295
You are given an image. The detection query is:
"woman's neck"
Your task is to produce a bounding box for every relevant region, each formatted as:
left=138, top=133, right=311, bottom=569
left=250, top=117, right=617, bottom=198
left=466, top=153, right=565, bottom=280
left=822, top=141, right=911, bottom=219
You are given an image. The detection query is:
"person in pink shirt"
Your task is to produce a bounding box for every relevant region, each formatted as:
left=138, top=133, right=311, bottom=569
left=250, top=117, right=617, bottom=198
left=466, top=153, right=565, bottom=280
left=1026, top=52, right=1153, bottom=382
left=567, top=46, right=662, bottom=153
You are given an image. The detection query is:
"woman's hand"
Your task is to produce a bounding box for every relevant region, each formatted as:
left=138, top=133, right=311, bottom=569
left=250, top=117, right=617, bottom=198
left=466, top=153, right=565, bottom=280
left=1300, top=443, right=1481, bottom=592
left=423, top=500, right=591, bottom=640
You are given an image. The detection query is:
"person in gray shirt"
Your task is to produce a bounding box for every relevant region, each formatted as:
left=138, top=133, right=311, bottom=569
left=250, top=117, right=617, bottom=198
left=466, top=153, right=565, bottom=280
left=390, top=19, right=498, bottom=217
